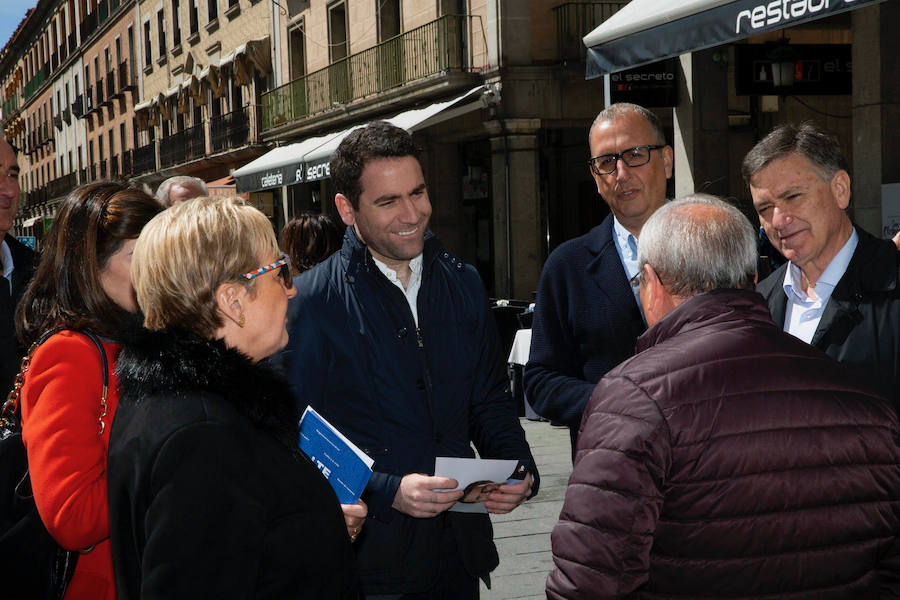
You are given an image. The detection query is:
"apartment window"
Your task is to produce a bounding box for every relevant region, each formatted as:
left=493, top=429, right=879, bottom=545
left=228, top=0, right=238, bottom=7
left=157, top=10, right=167, bottom=57
left=172, top=0, right=182, bottom=47
left=328, top=1, right=348, bottom=63
left=189, top=0, right=199, bottom=35
left=104, top=47, right=111, bottom=76
left=377, top=0, right=400, bottom=42
left=288, top=22, right=306, bottom=80
left=207, top=0, right=217, bottom=23
left=437, top=0, right=465, bottom=15
left=143, top=21, right=152, bottom=67
left=115, top=37, right=122, bottom=66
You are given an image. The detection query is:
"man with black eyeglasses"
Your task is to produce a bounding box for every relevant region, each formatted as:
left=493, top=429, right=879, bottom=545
left=524, top=103, right=673, bottom=456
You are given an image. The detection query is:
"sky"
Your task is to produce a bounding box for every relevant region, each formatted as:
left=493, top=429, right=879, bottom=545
left=0, top=1, right=36, bottom=53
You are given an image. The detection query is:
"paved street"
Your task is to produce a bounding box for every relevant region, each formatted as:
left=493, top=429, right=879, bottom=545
left=481, top=420, right=573, bottom=600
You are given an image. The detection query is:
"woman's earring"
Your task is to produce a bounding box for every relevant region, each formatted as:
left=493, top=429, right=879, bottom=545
left=238, top=313, right=246, bottom=328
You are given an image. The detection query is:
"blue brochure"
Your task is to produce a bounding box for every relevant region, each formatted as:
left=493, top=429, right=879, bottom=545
left=299, top=406, right=374, bottom=504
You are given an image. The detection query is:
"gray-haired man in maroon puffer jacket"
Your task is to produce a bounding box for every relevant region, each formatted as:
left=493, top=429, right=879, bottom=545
left=547, top=195, right=900, bottom=600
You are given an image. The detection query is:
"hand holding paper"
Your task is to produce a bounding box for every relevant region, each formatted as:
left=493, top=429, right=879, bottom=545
left=392, top=474, right=463, bottom=518
left=484, top=473, right=533, bottom=514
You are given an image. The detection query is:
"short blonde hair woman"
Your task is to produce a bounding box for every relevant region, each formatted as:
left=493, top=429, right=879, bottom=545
left=107, top=197, right=361, bottom=598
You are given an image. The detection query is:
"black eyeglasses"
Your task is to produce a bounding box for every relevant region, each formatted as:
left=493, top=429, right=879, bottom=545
left=628, top=269, right=643, bottom=293
left=589, top=145, right=664, bottom=176
left=240, top=253, right=294, bottom=288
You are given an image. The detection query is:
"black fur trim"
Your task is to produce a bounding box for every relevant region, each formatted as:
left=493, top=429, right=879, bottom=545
left=115, top=327, right=299, bottom=441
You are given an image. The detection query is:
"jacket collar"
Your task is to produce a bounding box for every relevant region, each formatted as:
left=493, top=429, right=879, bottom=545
left=811, top=225, right=897, bottom=346
left=637, top=289, right=774, bottom=353
left=340, top=225, right=442, bottom=279
left=116, top=327, right=299, bottom=442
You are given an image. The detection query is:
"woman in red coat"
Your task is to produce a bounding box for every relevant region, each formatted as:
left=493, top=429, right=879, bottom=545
left=16, top=182, right=163, bottom=600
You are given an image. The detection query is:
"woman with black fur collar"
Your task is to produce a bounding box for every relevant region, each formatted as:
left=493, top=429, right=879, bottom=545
left=107, top=197, right=361, bottom=599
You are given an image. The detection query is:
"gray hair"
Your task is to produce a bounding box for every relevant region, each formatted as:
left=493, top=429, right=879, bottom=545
left=638, top=194, right=757, bottom=298
left=590, top=103, right=666, bottom=146
left=741, top=122, right=849, bottom=186
left=155, top=175, right=208, bottom=207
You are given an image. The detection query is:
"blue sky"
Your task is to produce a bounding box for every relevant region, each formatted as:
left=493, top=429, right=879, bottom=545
left=0, top=1, right=36, bottom=53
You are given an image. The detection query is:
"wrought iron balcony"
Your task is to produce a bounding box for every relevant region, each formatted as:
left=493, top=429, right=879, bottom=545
left=133, top=143, right=156, bottom=175
left=47, top=172, right=76, bottom=199
left=262, top=14, right=480, bottom=132
left=553, top=1, right=628, bottom=63
left=80, top=10, right=99, bottom=41
left=118, top=61, right=135, bottom=91
left=107, top=71, right=118, bottom=100
left=72, top=95, right=85, bottom=118
left=100, top=159, right=107, bottom=179
left=210, top=107, right=252, bottom=154
left=121, top=149, right=133, bottom=176
left=159, top=123, right=206, bottom=168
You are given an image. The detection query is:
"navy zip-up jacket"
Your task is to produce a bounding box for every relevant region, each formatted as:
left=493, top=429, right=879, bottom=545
left=280, top=226, right=538, bottom=594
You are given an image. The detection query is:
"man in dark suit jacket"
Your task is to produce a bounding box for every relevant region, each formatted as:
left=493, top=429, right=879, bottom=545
left=0, top=136, right=35, bottom=397
left=746, top=122, right=900, bottom=412
left=525, top=103, right=673, bottom=455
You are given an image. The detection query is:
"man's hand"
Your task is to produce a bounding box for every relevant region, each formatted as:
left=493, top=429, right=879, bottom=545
left=341, top=499, right=367, bottom=542
left=484, top=473, right=533, bottom=515
left=392, top=474, right=464, bottom=518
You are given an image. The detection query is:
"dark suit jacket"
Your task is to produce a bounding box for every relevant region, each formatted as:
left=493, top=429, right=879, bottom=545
left=757, top=225, right=900, bottom=411
left=524, top=214, right=647, bottom=449
left=0, top=233, right=35, bottom=397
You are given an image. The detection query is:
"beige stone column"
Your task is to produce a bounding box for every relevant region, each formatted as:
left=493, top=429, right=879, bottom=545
left=486, top=118, right=542, bottom=300
left=852, top=2, right=900, bottom=236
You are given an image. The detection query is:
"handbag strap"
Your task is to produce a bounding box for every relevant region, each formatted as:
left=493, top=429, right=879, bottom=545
left=0, top=328, right=109, bottom=435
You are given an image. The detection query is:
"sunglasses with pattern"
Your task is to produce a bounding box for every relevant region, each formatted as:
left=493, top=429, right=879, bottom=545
left=240, top=253, right=294, bottom=288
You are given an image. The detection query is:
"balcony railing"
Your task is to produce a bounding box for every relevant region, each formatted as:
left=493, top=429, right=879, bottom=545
left=133, top=143, right=156, bottom=175
left=89, top=164, right=97, bottom=181
left=96, top=79, right=105, bottom=108
left=210, top=107, right=251, bottom=153
left=121, top=149, right=133, bottom=176
left=261, top=14, right=480, bottom=132
left=80, top=10, right=99, bottom=41
left=47, top=172, right=76, bottom=199
left=118, top=61, right=135, bottom=91
left=159, top=123, right=206, bottom=168
left=99, top=159, right=107, bottom=179
left=553, top=2, right=628, bottom=62
left=78, top=167, right=88, bottom=184
left=72, top=95, right=85, bottom=118
left=110, top=154, right=119, bottom=177
left=107, top=71, right=117, bottom=100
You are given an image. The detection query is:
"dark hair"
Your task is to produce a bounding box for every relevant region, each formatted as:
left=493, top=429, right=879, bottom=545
left=16, top=181, right=164, bottom=346
left=281, top=212, right=343, bottom=273
left=741, top=122, right=850, bottom=186
left=329, top=121, right=419, bottom=210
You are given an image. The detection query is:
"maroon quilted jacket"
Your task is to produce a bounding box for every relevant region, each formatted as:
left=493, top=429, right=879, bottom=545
left=547, top=289, right=900, bottom=600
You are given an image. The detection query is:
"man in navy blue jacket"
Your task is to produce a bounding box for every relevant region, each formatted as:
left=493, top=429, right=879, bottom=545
left=525, top=103, right=673, bottom=456
left=281, top=121, right=537, bottom=599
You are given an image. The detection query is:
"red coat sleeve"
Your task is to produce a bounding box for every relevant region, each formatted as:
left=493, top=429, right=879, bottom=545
left=19, top=331, right=120, bottom=551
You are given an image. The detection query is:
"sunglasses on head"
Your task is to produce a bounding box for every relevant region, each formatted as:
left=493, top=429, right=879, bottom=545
left=240, top=253, right=294, bottom=288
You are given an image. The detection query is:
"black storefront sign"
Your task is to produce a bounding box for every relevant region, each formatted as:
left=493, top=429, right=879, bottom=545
left=234, top=162, right=304, bottom=194
left=586, top=0, right=883, bottom=77
left=734, top=43, right=851, bottom=95
left=304, top=158, right=331, bottom=182
left=610, top=58, right=680, bottom=107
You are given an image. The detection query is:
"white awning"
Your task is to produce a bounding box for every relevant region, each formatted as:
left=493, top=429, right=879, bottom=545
left=234, top=85, right=489, bottom=193
left=134, top=99, right=152, bottom=112
left=21, top=216, right=40, bottom=227
left=583, top=0, right=886, bottom=77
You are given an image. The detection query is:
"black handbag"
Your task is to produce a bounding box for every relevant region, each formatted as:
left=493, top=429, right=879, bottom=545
left=0, top=329, right=109, bottom=599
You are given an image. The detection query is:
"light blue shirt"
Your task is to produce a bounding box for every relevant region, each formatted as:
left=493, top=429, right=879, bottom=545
left=613, top=216, right=640, bottom=307
left=0, top=239, right=12, bottom=295
left=782, top=229, right=858, bottom=344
